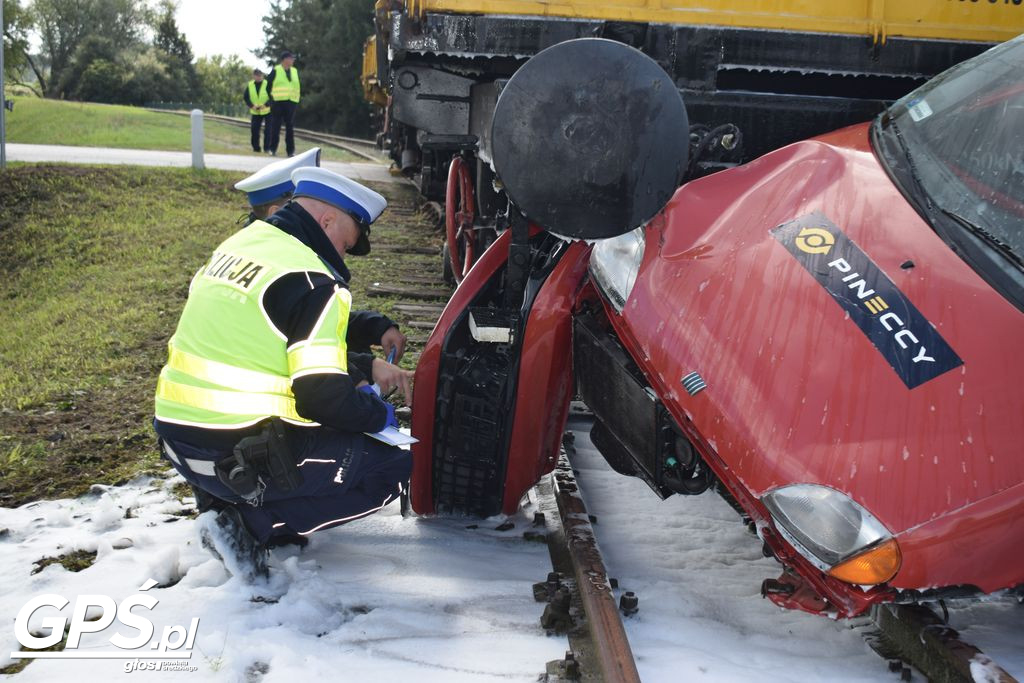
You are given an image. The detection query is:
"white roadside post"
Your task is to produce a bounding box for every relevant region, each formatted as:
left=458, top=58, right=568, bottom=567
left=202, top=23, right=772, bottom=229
left=190, top=108, right=204, bottom=170
left=1, top=0, right=7, bottom=170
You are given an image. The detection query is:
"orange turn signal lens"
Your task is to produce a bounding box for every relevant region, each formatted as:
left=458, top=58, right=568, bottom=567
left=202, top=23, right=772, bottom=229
left=827, top=538, right=901, bottom=585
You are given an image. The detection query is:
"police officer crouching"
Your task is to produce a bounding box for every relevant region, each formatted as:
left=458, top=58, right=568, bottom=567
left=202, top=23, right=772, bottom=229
left=154, top=168, right=414, bottom=581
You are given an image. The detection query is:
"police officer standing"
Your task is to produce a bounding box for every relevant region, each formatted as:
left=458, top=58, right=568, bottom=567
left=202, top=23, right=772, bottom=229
left=266, top=50, right=300, bottom=157
left=154, top=168, right=413, bottom=580
left=243, top=69, right=271, bottom=153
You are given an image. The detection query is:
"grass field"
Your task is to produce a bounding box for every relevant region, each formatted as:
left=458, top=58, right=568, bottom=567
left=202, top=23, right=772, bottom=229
left=5, top=97, right=360, bottom=161
left=0, top=164, right=440, bottom=506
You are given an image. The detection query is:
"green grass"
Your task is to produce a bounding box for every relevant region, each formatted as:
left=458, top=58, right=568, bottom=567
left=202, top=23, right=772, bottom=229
left=5, top=97, right=360, bottom=161
left=0, top=164, right=442, bottom=506
left=0, top=165, right=247, bottom=503
left=31, top=549, right=98, bottom=575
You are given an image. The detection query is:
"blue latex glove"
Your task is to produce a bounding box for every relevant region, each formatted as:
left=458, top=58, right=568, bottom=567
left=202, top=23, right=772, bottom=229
left=383, top=401, right=399, bottom=430
left=358, top=384, right=380, bottom=398
left=359, top=385, right=398, bottom=430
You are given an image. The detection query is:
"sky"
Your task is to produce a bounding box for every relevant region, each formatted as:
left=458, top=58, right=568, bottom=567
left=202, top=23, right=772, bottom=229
left=176, top=0, right=274, bottom=66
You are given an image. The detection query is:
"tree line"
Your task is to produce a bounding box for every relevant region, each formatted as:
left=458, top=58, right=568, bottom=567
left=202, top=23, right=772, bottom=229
left=2, top=0, right=374, bottom=136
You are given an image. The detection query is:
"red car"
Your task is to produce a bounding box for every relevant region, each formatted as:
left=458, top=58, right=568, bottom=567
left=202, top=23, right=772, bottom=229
left=411, top=35, right=1024, bottom=617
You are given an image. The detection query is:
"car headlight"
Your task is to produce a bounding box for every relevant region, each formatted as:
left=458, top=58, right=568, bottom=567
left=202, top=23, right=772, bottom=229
left=762, top=484, right=901, bottom=585
left=589, top=226, right=646, bottom=312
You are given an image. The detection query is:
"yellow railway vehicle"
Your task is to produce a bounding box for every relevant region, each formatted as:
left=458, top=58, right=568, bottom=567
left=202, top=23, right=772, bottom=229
left=362, top=0, right=1024, bottom=279
left=403, top=0, right=1022, bottom=44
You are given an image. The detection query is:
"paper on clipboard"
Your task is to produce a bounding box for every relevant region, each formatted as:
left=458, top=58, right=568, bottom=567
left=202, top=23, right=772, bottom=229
left=365, top=426, right=418, bottom=447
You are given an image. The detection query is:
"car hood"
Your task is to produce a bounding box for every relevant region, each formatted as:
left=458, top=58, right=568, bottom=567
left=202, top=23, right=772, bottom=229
left=620, top=124, right=1024, bottom=535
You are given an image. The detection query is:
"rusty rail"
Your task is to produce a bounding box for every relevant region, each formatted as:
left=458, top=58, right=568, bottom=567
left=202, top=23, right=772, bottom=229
left=871, top=603, right=1019, bottom=683
left=534, top=432, right=641, bottom=682
left=146, top=108, right=385, bottom=162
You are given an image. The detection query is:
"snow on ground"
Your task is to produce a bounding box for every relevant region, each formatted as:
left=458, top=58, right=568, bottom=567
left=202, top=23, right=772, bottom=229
left=566, top=418, right=1024, bottom=682
left=0, top=471, right=564, bottom=682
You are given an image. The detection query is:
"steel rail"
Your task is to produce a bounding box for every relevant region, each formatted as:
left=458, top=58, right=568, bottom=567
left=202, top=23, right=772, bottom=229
left=534, top=432, right=641, bottom=683
left=871, top=603, right=1019, bottom=683
left=145, top=109, right=384, bottom=162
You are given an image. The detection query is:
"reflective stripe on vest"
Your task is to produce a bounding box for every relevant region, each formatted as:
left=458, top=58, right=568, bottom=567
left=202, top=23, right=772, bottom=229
left=272, top=65, right=300, bottom=103
left=287, top=342, right=348, bottom=380
left=248, top=80, right=270, bottom=115
left=167, top=343, right=291, bottom=395
left=156, top=374, right=307, bottom=423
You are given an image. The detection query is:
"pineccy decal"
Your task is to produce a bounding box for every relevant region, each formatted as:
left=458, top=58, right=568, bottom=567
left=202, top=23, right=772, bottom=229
left=772, top=213, right=962, bottom=389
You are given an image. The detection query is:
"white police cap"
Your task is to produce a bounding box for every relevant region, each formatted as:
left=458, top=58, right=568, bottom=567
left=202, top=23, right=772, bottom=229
left=291, top=167, right=387, bottom=256
left=234, top=147, right=321, bottom=206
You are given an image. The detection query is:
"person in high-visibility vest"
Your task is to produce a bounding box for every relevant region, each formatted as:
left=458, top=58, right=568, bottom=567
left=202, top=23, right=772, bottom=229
left=243, top=69, right=271, bottom=153
left=266, top=50, right=301, bottom=157
left=154, top=167, right=413, bottom=580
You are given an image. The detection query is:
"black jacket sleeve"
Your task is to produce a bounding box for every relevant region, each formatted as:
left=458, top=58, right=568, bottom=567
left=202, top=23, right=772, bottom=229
left=262, top=271, right=387, bottom=433
left=347, top=351, right=375, bottom=385
left=265, top=68, right=276, bottom=103
left=243, top=85, right=253, bottom=107
left=347, top=310, right=398, bottom=353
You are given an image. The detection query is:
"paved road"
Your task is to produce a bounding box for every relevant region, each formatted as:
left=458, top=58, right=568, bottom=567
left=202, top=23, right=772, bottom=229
left=5, top=143, right=401, bottom=184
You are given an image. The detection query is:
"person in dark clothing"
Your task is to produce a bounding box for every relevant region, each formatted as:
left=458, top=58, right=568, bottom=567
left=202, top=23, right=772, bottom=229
left=154, top=168, right=413, bottom=579
left=243, top=69, right=271, bottom=152
left=266, top=51, right=300, bottom=157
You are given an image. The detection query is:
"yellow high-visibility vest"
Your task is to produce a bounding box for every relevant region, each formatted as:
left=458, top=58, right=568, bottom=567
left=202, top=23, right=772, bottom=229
left=155, top=221, right=351, bottom=429
left=271, top=65, right=300, bottom=103
left=247, top=80, right=270, bottom=115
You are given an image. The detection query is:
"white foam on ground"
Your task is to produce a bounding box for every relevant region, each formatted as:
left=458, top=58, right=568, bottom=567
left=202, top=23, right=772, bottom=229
left=0, top=472, right=563, bottom=681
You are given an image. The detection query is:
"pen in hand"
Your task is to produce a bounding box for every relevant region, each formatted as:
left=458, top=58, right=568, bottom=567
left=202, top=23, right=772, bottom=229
left=382, top=347, right=399, bottom=399
left=370, top=347, right=400, bottom=399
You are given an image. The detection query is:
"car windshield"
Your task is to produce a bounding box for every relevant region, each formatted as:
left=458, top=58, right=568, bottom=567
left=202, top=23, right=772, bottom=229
left=873, top=34, right=1024, bottom=307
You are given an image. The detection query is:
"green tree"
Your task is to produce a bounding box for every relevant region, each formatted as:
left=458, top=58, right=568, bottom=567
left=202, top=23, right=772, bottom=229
left=258, top=0, right=374, bottom=136
left=195, top=54, right=252, bottom=108
left=75, top=58, right=128, bottom=103
left=2, top=0, right=43, bottom=95
left=120, top=46, right=181, bottom=105
left=152, top=0, right=199, bottom=98
left=55, top=35, right=118, bottom=100
left=30, top=0, right=151, bottom=97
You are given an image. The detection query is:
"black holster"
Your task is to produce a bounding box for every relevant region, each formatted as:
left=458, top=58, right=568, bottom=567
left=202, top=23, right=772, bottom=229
left=215, top=418, right=303, bottom=501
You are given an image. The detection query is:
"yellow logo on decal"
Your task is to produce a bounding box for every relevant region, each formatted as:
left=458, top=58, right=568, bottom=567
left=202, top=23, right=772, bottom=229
left=794, top=227, right=836, bottom=255
left=864, top=296, right=889, bottom=315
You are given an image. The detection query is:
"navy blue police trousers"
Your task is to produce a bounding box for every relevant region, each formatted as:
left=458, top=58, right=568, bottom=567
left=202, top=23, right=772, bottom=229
left=160, top=427, right=411, bottom=544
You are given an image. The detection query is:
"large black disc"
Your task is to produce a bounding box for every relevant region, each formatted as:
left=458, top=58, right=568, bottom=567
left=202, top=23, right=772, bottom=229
left=491, top=38, right=689, bottom=240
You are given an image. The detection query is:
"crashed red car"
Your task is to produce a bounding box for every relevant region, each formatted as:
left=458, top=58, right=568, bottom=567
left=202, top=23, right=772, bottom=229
left=411, top=35, right=1024, bottom=617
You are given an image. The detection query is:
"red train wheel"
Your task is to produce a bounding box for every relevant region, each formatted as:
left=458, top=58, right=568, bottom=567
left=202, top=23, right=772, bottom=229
left=445, top=155, right=476, bottom=284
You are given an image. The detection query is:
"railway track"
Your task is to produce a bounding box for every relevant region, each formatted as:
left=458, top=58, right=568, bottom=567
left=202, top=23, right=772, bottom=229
left=147, top=108, right=385, bottom=162
left=533, top=434, right=641, bottom=683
